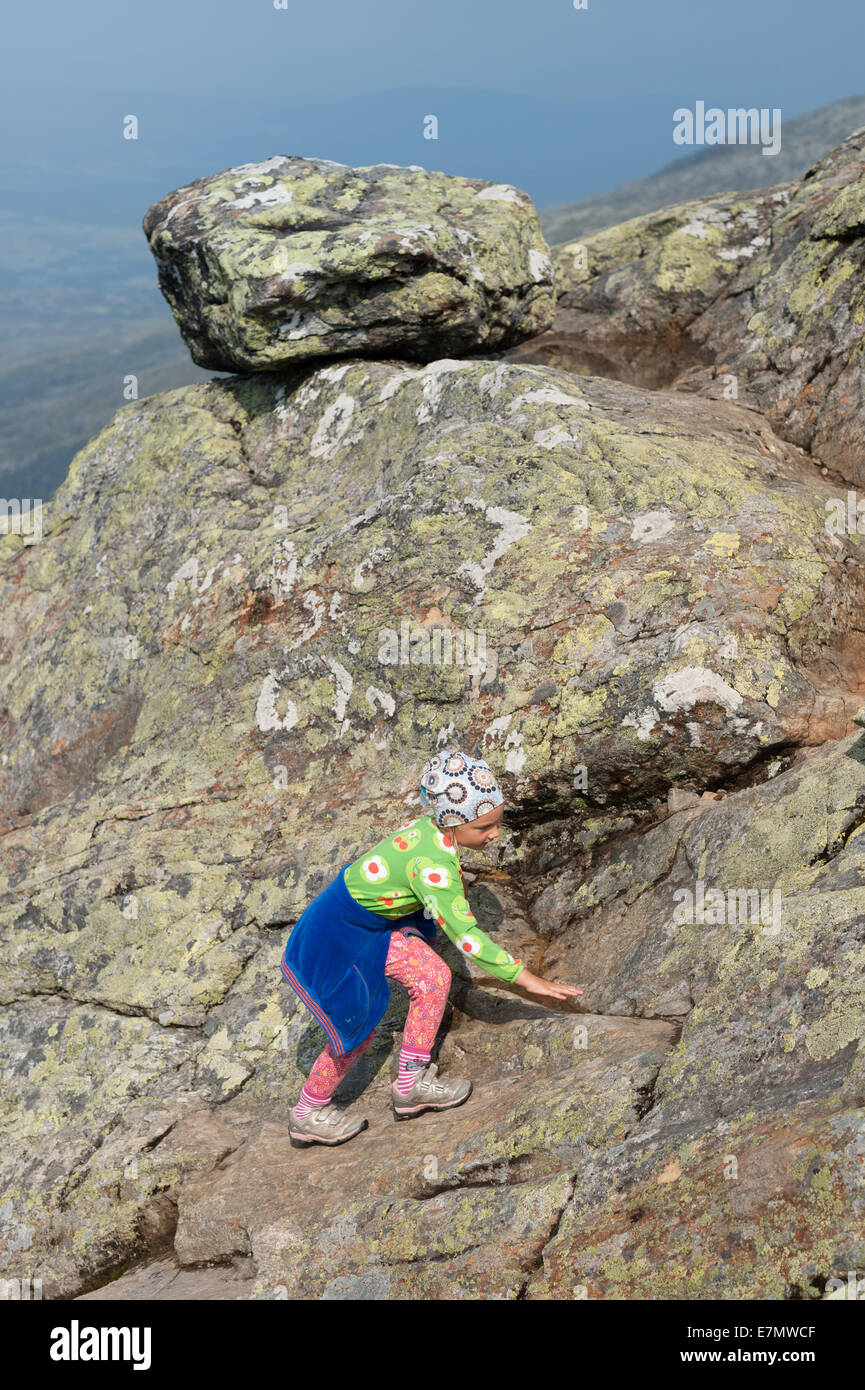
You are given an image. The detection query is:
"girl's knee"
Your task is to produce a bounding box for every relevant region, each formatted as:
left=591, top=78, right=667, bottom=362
left=393, top=935, right=452, bottom=999
left=430, top=958, right=451, bottom=998
left=407, top=936, right=449, bottom=986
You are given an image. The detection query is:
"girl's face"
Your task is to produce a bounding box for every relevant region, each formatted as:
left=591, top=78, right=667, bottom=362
left=448, top=803, right=504, bottom=848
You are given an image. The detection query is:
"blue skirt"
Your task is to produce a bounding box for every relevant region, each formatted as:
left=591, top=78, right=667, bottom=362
left=280, top=864, right=435, bottom=1056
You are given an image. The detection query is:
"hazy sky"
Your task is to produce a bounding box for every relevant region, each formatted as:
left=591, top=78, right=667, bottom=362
left=3, top=0, right=864, bottom=215
left=5, top=0, right=859, bottom=106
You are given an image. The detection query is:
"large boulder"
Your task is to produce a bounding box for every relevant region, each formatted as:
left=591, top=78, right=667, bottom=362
left=3, top=358, right=864, bottom=844
left=143, top=157, right=556, bottom=372
left=1, top=350, right=864, bottom=1296
left=542, top=128, right=865, bottom=488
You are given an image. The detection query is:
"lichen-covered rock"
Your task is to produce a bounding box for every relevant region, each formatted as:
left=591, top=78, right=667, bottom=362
left=1, top=348, right=864, bottom=1298
left=0, top=1004, right=219, bottom=1296
left=520, top=186, right=785, bottom=389
left=545, top=128, right=865, bottom=487
left=538, top=733, right=865, bottom=1098
left=525, top=1098, right=865, bottom=1300
left=167, top=1010, right=675, bottom=1296
left=522, top=731, right=865, bottom=1298
left=2, top=356, right=862, bottom=866
left=143, top=157, right=556, bottom=372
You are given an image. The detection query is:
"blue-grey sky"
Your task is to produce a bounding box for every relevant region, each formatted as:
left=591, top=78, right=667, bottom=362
left=3, top=0, right=863, bottom=216
left=4, top=0, right=855, bottom=106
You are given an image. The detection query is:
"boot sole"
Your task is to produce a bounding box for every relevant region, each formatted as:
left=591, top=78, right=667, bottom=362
left=392, top=1083, right=473, bottom=1120
left=289, top=1118, right=369, bottom=1148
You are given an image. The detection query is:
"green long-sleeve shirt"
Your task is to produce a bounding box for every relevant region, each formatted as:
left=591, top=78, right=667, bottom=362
left=343, top=814, right=524, bottom=984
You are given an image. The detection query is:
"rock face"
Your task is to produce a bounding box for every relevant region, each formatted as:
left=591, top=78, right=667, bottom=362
left=2, top=144, right=865, bottom=1301
left=527, top=733, right=865, bottom=1299
left=143, top=157, right=556, bottom=372
left=525, top=186, right=786, bottom=389
left=3, top=359, right=863, bottom=850
left=540, top=127, right=865, bottom=489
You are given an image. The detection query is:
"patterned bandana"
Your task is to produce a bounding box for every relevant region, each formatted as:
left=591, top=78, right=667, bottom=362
left=419, top=750, right=504, bottom=828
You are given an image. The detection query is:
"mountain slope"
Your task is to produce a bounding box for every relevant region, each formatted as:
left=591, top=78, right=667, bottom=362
left=540, top=93, right=865, bottom=244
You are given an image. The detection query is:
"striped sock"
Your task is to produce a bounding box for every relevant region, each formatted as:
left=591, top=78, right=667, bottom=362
left=293, top=1086, right=332, bottom=1119
left=395, top=1046, right=430, bottom=1095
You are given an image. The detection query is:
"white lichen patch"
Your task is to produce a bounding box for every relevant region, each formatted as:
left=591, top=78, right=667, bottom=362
left=393, top=223, right=439, bottom=251
left=232, top=185, right=293, bottom=211
left=353, top=543, right=392, bottom=590
left=316, top=364, right=353, bottom=384
left=309, top=393, right=356, bottom=458
left=366, top=687, right=396, bottom=717
left=534, top=423, right=582, bottom=450
left=504, top=728, right=527, bottom=772
left=623, top=666, right=744, bottom=741
left=654, top=666, right=743, bottom=717
left=416, top=360, right=474, bottom=424
left=166, top=557, right=199, bottom=599
left=256, top=671, right=299, bottom=732
left=325, top=659, right=353, bottom=728
left=378, top=368, right=422, bottom=402
left=163, top=194, right=207, bottom=226
left=276, top=260, right=325, bottom=296
left=269, top=540, right=297, bottom=599
left=680, top=219, right=711, bottom=240
left=477, top=363, right=513, bottom=398
left=456, top=499, right=531, bottom=598
left=231, top=156, right=291, bottom=179
left=287, top=590, right=325, bottom=649
left=631, top=511, right=676, bottom=543
left=279, top=311, right=331, bottom=341
left=273, top=386, right=292, bottom=423
left=482, top=714, right=513, bottom=747
left=507, top=386, right=586, bottom=412
left=717, top=236, right=766, bottom=261
left=622, top=707, right=659, bottom=741
left=476, top=184, right=524, bottom=204
left=528, top=249, right=554, bottom=283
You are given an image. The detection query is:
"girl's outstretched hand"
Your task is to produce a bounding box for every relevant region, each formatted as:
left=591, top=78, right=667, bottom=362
left=515, top=967, right=584, bottom=1004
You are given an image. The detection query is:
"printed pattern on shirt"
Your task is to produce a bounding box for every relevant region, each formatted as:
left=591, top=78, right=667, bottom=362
left=342, top=814, right=523, bottom=985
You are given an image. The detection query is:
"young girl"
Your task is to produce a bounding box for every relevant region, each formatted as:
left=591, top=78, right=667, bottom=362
left=282, top=749, right=583, bottom=1147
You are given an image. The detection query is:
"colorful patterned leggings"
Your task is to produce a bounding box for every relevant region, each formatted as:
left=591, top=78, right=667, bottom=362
left=301, top=927, right=452, bottom=1100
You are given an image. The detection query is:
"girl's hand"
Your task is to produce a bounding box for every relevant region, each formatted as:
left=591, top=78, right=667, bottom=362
left=515, top=967, right=584, bottom=1004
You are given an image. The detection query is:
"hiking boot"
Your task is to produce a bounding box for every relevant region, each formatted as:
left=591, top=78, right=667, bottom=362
left=288, top=1101, right=368, bottom=1148
left=391, top=1062, right=472, bottom=1120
